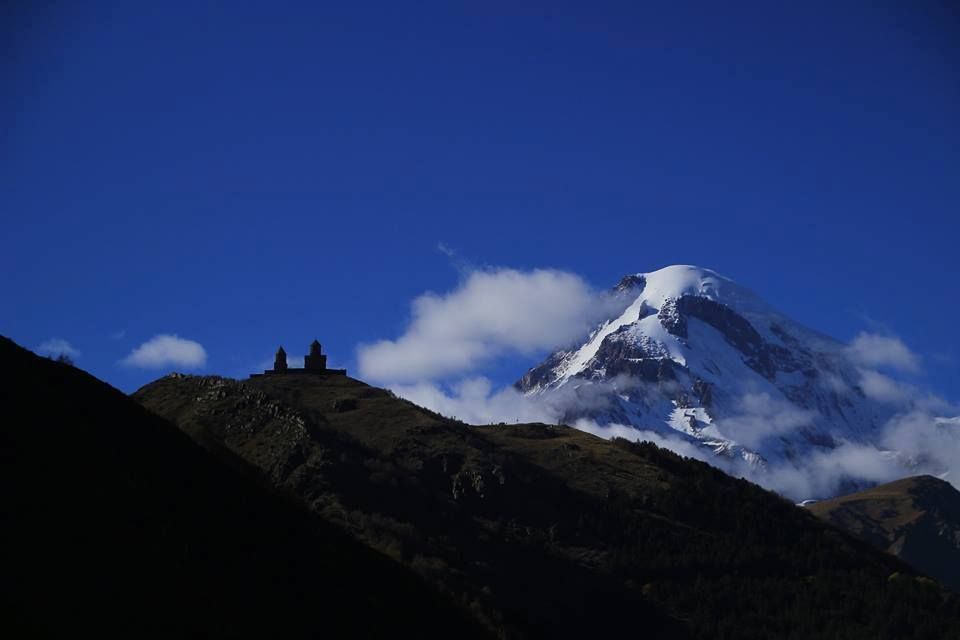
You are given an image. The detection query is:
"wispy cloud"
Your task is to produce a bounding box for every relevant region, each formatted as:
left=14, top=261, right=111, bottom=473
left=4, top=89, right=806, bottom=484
left=391, top=374, right=650, bottom=428
left=392, top=377, right=556, bottom=425
left=857, top=369, right=915, bottom=404
left=121, top=334, right=207, bottom=369
left=36, top=338, right=80, bottom=359
left=712, top=393, right=815, bottom=449
left=847, top=332, right=921, bottom=373
left=437, top=242, right=456, bottom=258
left=436, top=240, right=477, bottom=275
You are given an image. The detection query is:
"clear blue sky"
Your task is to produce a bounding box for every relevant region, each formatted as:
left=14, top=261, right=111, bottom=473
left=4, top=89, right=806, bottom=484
left=3, top=1, right=958, bottom=397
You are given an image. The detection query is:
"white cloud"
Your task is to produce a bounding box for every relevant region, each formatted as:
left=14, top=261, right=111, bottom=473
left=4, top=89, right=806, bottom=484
left=882, top=410, right=960, bottom=479
left=574, top=420, right=717, bottom=463
left=857, top=369, right=914, bottom=404
left=757, top=408, right=960, bottom=499
left=712, top=393, right=814, bottom=449
left=391, top=374, right=648, bottom=427
left=822, top=372, right=852, bottom=394
left=36, top=338, right=80, bottom=359
left=752, top=442, right=898, bottom=501
left=847, top=332, right=921, bottom=373
left=358, top=268, right=623, bottom=383
left=122, top=334, right=207, bottom=369
left=394, top=378, right=556, bottom=425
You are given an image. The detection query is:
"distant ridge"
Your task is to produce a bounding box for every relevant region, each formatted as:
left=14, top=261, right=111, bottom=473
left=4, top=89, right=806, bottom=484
left=809, top=475, right=960, bottom=592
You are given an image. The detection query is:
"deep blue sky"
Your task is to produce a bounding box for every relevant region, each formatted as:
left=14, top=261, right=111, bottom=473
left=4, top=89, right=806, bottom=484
left=3, top=1, right=958, bottom=397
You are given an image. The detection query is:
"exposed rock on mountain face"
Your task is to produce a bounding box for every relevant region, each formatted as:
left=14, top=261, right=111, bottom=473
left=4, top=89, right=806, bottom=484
left=809, top=475, right=960, bottom=592
left=518, top=265, right=894, bottom=471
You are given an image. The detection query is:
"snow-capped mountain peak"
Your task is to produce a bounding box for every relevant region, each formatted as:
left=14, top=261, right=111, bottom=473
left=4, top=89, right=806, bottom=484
left=619, top=265, right=773, bottom=314
left=518, top=265, right=893, bottom=472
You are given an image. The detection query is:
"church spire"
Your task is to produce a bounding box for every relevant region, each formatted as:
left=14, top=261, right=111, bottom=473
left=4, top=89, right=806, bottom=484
left=304, top=339, right=327, bottom=371
left=274, top=346, right=288, bottom=372
left=251, top=339, right=345, bottom=378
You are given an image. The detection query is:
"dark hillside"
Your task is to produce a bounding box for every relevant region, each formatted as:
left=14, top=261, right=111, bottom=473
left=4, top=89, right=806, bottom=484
left=138, top=373, right=683, bottom=638
left=136, top=370, right=960, bottom=639
left=0, top=337, right=485, bottom=639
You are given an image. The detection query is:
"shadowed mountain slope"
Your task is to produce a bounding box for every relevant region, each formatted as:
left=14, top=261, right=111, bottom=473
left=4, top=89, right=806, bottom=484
left=136, top=368, right=960, bottom=639
left=809, top=475, right=960, bottom=592
left=0, top=337, right=485, bottom=638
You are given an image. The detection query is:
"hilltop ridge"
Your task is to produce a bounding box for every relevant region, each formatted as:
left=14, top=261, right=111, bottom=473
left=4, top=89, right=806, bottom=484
left=135, top=363, right=960, bottom=639
left=0, top=336, right=485, bottom=638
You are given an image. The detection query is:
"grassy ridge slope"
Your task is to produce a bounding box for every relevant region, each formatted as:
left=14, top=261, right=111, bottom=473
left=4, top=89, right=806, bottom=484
left=135, top=370, right=960, bottom=639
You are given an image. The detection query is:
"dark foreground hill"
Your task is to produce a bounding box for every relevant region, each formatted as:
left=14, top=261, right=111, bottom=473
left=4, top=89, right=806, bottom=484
left=809, top=476, right=960, bottom=592
left=136, top=368, right=960, bottom=639
left=0, top=337, right=485, bottom=639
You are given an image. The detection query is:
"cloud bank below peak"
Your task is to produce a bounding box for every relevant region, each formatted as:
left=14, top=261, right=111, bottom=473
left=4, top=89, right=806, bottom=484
left=357, top=268, right=625, bottom=383
left=390, top=373, right=960, bottom=501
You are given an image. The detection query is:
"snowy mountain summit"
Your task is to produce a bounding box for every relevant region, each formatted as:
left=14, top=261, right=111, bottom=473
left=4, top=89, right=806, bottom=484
left=518, top=265, right=894, bottom=468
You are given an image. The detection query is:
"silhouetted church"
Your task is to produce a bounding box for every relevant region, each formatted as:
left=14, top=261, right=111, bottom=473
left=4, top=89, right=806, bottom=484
left=252, top=340, right=346, bottom=377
